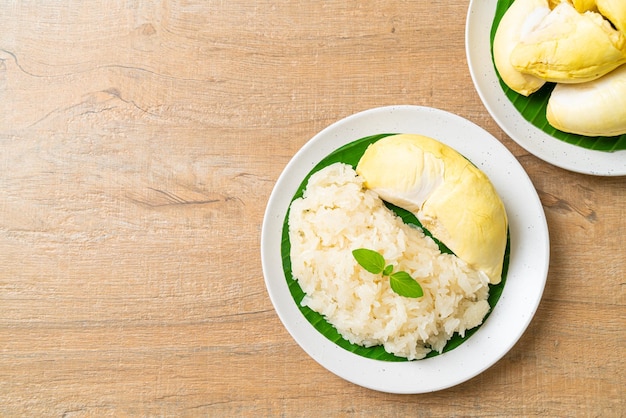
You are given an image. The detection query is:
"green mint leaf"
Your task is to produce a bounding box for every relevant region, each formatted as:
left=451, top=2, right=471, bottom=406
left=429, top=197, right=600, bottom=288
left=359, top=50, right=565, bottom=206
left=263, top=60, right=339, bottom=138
left=389, top=271, right=424, bottom=298
left=353, top=248, right=423, bottom=298
left=382, top=265, right=394, bottom=276
left=352, top=248, right=385, bottom=274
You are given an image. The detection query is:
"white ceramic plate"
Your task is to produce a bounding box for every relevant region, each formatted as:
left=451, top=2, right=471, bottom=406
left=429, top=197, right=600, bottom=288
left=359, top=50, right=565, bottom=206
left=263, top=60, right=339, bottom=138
left=261, top=106, right=549, bottom=393
left=465, top=0, right=626, bottom=176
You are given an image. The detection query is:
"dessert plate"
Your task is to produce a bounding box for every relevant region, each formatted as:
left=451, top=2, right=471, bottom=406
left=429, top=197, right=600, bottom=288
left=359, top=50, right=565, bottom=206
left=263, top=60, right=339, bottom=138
left=466, top=0, right=626, bottom=176
left=261, top=106, right=550, bottom=393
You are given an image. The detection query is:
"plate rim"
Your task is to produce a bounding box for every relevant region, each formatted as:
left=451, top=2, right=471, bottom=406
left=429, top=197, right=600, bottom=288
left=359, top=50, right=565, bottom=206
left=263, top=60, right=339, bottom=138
left=261, top=105, right=550, bottom=393
left=465, top=0, right=626, bottom=177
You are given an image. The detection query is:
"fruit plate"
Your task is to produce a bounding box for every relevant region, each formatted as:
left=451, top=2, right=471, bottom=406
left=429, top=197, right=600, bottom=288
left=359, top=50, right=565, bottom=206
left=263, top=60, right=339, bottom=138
left=465, top=0, right=626, bottom=176
left=261, top=105, right=550, bottom=393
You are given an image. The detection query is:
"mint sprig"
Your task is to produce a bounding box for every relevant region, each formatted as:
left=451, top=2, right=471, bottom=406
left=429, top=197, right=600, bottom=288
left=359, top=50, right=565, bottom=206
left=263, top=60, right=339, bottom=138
left=352, top=248, right=423, bottom=298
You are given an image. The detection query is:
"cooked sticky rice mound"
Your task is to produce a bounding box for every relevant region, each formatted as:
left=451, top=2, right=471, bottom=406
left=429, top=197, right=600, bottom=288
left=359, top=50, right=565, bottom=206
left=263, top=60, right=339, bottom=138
left=288, top=163, right=491, bottom=360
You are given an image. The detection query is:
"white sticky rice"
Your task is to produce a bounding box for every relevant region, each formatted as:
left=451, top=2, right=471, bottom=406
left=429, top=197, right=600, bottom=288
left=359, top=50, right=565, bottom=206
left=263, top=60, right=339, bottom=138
left=288, top=163, right=491, bottom=360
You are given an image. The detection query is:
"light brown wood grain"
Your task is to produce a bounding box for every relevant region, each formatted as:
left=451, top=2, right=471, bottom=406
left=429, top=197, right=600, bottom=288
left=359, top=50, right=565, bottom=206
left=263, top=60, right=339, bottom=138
left=1, top=1, right=625, bottom=416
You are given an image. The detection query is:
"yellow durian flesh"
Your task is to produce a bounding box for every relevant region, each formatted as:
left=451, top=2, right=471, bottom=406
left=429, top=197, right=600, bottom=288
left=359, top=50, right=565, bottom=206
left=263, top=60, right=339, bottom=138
left=510, top=1, right=626, bottom=83
left=570, top=0, right=626, bottom=33
left=596, top=0, right=626, bottom=34
left=548, top=0, right=566, bottom=9
left=570, top=0, right=598, bottom=13
left=547, top=64, right=626, bottom=136
left=493, top=0, right=549, bottom=96
left=355, top=134, right=508, bottom=285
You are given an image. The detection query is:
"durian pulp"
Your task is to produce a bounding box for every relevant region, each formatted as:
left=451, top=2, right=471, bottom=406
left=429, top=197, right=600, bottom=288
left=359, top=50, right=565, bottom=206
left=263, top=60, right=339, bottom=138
left=355, top=134, right=508, bottom=285
left=547, top=64, right=626, bottom=136
left=510, top=1, right=626, bottom=83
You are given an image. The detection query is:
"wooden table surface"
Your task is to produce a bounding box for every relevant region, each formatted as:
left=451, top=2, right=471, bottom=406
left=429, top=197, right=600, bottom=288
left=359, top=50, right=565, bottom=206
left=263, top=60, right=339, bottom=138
left=1, top=1, right=624, bottom=416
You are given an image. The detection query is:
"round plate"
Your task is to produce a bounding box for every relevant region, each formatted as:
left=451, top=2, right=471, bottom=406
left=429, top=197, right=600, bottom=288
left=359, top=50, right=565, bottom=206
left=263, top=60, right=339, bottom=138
left=261, top=105, right=549, bottom=393
left=465, top=0, right=626, bottom=176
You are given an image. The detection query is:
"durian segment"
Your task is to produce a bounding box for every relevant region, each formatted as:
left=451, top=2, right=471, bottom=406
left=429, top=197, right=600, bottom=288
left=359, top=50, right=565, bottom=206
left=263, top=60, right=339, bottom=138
left=547, top=64, right=626, bottom=136
left=355, top=134, right=508, bottom=285
left=596, top=0, right=626, bottom=34
left=569, top=0, right=626, bottom=33
left=547, top=0, right=568, bottom=9
left=570, top=0, right=597, bottom=13
left=493, top=0, right=549, bottom=96
left=510, top=1, right=626, bottom=83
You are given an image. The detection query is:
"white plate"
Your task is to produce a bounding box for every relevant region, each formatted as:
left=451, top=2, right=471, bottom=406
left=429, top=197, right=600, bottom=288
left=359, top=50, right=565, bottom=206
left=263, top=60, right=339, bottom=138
left=465, top=0, right=626, bottom=176
left=261, top=106, right=549, bottom=394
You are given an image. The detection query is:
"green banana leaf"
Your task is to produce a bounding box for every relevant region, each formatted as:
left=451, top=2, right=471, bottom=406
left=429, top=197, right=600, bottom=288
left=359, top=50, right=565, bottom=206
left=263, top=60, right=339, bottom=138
left=491, top=0, right=626, bottom=152
left=280, top=134, right=510, bottom=362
